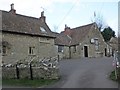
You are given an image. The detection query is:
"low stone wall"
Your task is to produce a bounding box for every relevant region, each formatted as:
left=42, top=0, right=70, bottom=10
left=2, top=67, right=59, bottom=79
left=2, top=56, right=60, bottom=80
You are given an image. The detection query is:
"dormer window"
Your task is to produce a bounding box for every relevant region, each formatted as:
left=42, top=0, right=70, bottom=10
left=40, top=27, right=47, bottom=33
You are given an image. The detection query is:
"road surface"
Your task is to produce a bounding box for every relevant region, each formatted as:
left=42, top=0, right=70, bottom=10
left=46, top=57, right=118, bottom=88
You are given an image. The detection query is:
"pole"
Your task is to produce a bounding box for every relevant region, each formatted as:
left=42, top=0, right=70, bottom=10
left=58, top=55, right=59, bottom=62
left=16, top=64, right=19, bottom=79
left=30, top=63, right=33, bottom=80
left=115, top=65, right=118, bottom=80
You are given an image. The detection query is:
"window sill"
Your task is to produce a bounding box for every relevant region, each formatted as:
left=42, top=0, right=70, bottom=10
left=28, top=54, right=36, bottom=56
left=58, top=52, right=63, bottom=53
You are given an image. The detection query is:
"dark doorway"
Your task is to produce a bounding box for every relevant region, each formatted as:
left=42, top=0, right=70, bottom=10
left=112, top=49, right=114, bottom=56
left=105, top=48, right=107, bottom=56
left=84, top=46, right=88, bottom=57
left=69, top=46, right=71, bottom=59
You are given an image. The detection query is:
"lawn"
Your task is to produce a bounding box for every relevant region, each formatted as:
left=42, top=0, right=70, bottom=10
left=2, top=78, right=59, bottom=88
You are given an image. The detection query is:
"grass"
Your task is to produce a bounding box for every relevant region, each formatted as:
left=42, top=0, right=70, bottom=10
left=110, top=70, right=118, bottom=81
left=2, top=78, right=59, bottom=88
left=110, top=68, right=120, bottom=82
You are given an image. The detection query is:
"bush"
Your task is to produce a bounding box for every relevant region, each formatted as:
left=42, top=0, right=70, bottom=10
left=110, top=70, right=118, bottom=81
left=110, top=67, right=120, bottom=82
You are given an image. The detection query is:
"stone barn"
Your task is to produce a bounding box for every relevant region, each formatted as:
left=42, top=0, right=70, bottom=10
left=55, top=23, right=107, bottom=59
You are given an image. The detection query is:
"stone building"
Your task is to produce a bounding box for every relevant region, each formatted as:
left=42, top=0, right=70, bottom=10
left=0, top=4, right=57, bottom=64
left=55, top=23, right=108, bottom=59
left=108, top=37, right=118, bottom=56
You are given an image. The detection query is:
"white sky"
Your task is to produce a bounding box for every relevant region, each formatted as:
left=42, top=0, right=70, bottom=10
left=0, top=0, right=119, bottom=36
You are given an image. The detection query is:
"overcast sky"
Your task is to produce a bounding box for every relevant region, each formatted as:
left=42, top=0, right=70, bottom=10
left=0, top=0, right=119, bottom=36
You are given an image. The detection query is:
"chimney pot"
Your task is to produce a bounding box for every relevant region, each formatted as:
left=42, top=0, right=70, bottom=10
left=65, top=24, right=68, bottom=28
left=64, top=24, right=70, bottom=30
left=11, top=3, right=14, bottom=10
left=41, top=11, right=44, bottom=17
left=40, top=11, right=46, bottom=22
left=64, top=24, right=71, bottom=36
left=9, top=3, right=16, bottom=14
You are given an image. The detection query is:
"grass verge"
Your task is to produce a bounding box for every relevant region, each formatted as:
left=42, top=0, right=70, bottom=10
left=2, top=78, right=59, bottom=88
left=110, top=70, right=118, bottom=81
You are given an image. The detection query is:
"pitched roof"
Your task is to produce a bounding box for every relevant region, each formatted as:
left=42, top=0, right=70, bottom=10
left=109, top=37, right=118, bottom=44
left=55, top=33, right=72, bottom=46
left=70, top=23, right=95, bottom=45
left=1, top=10, right=55, bottom=38
left=109, top=37, right=118, bottom=50
left=55, top=23, right=97, bottom=46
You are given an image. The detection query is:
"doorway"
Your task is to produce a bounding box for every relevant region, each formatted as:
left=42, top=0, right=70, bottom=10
left=84, top=46, right=88, bottom=57
left=105, top=48, right=107, bottom=56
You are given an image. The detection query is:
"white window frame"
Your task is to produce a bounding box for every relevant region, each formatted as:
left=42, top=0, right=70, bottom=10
left=94, top=38, right=99, bottom=51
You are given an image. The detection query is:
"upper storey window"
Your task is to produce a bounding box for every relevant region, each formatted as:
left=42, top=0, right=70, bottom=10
left=40, top=27, right=47, bottom=33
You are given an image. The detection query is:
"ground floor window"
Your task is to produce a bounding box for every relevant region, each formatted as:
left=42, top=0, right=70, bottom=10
left=73, top=45, right=77, bottom=53
left=58, top=45, right=64, bottom=53
left=29, top=47, right=35, bottom=55
left=2, top=46, right=7, bottom=55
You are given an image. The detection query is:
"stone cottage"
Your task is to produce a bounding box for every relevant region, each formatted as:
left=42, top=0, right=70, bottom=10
left=108, top=37, right=118, bottom=56
left=55, top=23, right=107, bottom=59
left=0, top=4, right=57, bottom=64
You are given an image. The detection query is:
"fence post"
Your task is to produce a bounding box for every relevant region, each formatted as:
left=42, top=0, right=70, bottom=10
left=16, top=64, right=19, bottom=79
left=30, top=63, right=33, bottom=80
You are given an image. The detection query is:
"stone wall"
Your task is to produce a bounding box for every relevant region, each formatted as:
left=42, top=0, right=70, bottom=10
left=56, top=25, right=107, bottom=59
left=2, top=56, right=60, bottom=80
left=70, top=25, right=107, bottom=58
left=2, top=67, right=59, bottom=79
left=2, top=32, right=57, bottom=64
left=57, top=46, right=70, bottom=59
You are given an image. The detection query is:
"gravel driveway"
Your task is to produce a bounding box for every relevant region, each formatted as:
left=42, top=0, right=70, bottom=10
left=46, top=57, right=118, bottom=88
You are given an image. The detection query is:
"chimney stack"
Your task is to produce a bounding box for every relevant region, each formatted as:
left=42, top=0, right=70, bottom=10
left=40, top=11, right=46, bottom=23
left=9, top=3, right=16, bottom=14
left=64, top=24, right=70, bottom=31
left=64, top=24, right=72, bottom=36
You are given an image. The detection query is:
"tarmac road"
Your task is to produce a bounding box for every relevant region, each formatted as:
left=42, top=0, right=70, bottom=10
left=46, top=57, right=118, bottom=88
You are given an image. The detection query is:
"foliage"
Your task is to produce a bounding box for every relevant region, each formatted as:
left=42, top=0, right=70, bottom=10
left=118, top=67, right=120, bottom=83
left=110, top=68, right=120, bottom=82
left=110, top=70, right=118, bottom=81
left=91, top=12, right=107, bottom=31
left=101, top=26, right=115, bottom=42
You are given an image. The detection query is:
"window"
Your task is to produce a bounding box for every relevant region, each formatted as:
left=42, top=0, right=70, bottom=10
left=29, top=47, right=35, bottom=55
left=94, top=39, right=99, bottom=50
left=40, top=27, right=47, bottom=33
left=2, top=46, right=7, bottom=55
left=58, top=45, right=64, bottom=53
left=73, top=46, right=76, bottom=53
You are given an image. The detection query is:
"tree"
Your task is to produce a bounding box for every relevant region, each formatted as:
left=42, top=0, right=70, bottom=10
left=101, top=26, right=116, bottom=42
left=91, top=12, right=107, bottom=31
left=53, top=25, right=58, bottom=32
